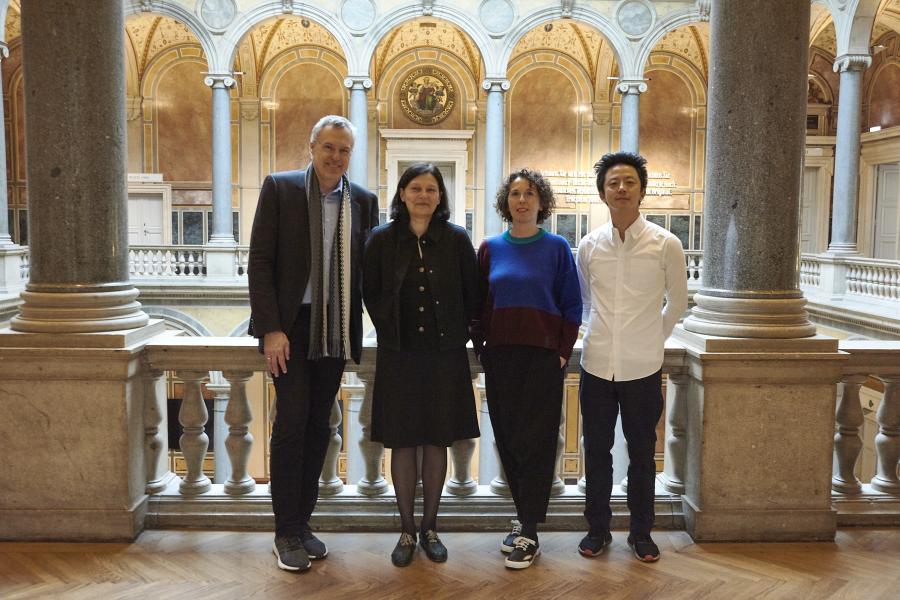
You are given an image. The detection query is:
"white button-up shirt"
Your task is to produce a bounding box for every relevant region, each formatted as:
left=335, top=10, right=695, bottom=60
left=577, top=215, right=689, bottom=382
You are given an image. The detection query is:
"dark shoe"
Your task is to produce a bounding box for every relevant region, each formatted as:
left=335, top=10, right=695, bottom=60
left=504, top=536, right=540, bottom=569
left=391, top=532, right=417, bottom=567
left=627, top=533, right=660, bottom=562
left=579, top=529, right=613, bottom=557
left=272, top=535, right=311, bottom=572
left=299, top=526, right=328, bottom=560
left=419, top=529, right=448, bottom=562
left=500, top=519, right=522, bottom=553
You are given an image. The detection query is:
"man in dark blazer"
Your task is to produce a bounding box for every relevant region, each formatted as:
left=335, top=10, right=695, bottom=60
left=248, top=115, right=378, bottom=572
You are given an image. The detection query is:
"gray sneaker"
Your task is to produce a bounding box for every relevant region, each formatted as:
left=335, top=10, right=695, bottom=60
left=273, top=535, right=311, bottom=572
left=500, top=519, right=522, bottom=553
left=299, top=526, right=328, bottom=559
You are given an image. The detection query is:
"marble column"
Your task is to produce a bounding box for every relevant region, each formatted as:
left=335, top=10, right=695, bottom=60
left=345, top=77, right=372, bottom=188
left=0, top=42, right=12, bottom=247
left=682, top=0, right=815, bottom=339
left=827, top=55, right=870, bottom=254
left=10, top=0, right=148, bottom=333
left=482, top=79, right=509, bottom=237
left=205, top=74, right=236, bottom=246
left=617, top=81, right=645, bottom=154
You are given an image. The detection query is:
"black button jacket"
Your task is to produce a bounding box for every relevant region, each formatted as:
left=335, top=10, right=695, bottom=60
left=363, top=218, right=479, bottom=352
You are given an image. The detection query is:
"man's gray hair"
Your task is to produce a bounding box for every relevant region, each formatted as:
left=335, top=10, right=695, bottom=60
left=310, top=115, right=357, bottom=146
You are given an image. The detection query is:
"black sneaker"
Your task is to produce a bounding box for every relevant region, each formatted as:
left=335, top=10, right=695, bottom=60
left=272, top=535, right=311, bottom=572
left=627, top=533, right=660, bottom=562
left=504, top=536, right=540, bottom=569
left=299, top=526, right=328, bottom=560
left=500, top=519, right=522, bottom=553
left=419, top=529, right=448, bottom=562
left=578, top=529, right=613, bottom=557
left=391, top=532, right=417, bottom=567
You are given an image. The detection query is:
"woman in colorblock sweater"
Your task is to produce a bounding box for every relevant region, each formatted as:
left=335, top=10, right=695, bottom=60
left=471, top=168, right=582, bottom=570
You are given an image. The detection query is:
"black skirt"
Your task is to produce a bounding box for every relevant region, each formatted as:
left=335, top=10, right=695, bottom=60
left=371, top=346, right=480, bottom=448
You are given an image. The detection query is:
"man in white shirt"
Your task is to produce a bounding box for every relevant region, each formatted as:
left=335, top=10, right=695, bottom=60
left=575, top=152, right=688, bottom=562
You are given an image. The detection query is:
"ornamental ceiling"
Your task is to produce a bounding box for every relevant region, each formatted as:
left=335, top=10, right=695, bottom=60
left=372, top=18, right=481, bottom=83
left=125, top=14, right=203, bottom=78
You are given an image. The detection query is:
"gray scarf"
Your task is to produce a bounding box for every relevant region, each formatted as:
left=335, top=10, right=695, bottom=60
left=305, top=163, right=352, bottom=360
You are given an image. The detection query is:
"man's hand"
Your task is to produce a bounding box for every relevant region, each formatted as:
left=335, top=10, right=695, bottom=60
left=264, top=331, right=290, bottom=377
left=560, top=356, right=567, bottom=369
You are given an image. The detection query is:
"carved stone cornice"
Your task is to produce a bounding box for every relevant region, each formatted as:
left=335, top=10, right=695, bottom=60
left=282, top=0, right=293, bottom=13
left=422, top=0, right=434, bottom=16
left=343, top=77, right=373, bottom=91
left=561, top=0, right=575, bottom=18
left=141, top=0, right=155, bottom=12
left=833, top=54, right=871, bottom=74
left=482, top=78, right=511, bottom=93
left=204, top=74, right=237, bottom=88
left=697, top=0, right=710, bottom=21
left=616, top=80, right=647, bottom=95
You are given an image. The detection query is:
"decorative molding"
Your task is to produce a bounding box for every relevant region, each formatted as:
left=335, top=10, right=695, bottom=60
left=481, top=78, right=511, bottom=92
left=615, top=0, right=656, bottom=41
left=341, top=0, right=377, bottom=34
left=696, top=0, right=710, bottom=21
left=240, top=99, right=260, bottom=122
left=561, top=0, right=575, bottom=18
left=592, top=102, right=612, bottom=125
left=0, top=42, right=8, bottom=61
left=126, top=96, right=144, bottom=121
left=616, top=80, right=647, bottom=94
left=479, top=0, right=516, bottom=37
left=282, top=0, right=293, bottom=13
left=343, top=77, right=373, bottom=90
left=204, top=74, right=237, bottom=88
left=140, top=0, right=155, bottom=12
left=422, top=0, right=434, bottom=16
left=196, top=0, right=237, bottom=32
left=834, top=54, right=872, bottom=73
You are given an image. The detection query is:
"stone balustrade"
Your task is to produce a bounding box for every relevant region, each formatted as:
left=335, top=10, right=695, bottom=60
left=139, top=334, right=900, bottom=530
left=845, top=258, right=900, bottom=301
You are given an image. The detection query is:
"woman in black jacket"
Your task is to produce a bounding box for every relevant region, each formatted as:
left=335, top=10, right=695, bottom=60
left=363, top=163, right=480, bottom=567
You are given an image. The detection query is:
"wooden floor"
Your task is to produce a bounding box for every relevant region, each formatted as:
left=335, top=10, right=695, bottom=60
left=2, top=529, right=900, bottom=599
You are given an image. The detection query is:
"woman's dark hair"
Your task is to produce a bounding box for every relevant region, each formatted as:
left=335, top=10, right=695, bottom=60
left=594, top=151, right=648, bottom=195
left=494, top=168, right=555, bottom=224
left=389, top=162, right=451, bottom=222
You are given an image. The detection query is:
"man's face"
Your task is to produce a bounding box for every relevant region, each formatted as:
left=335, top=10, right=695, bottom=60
left=309, top=125, right=353, bottom=187
left=599, top=163, right=644, bottom=219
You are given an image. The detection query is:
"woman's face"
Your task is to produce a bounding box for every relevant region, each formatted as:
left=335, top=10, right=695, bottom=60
left=400, top=173, right=441, bottom=221
left=507, top=177, right=541, bottom=227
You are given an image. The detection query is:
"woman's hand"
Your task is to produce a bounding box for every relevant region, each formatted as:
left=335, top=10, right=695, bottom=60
left=264, top=331, right=290, bottom=377
left=559, top=356, right=566, bottom=369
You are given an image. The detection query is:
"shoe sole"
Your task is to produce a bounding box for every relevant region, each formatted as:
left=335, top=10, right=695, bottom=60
left=627, top=540, right=660, bottom=563
left=272, top=543, right=311, bottom=572
left=578, top=538, right=612, bottom=558
left=500, top=543, right=514, bottom=554
left=504, top=547, right=540, bottom=569
left=307, top=548, right=328, bottom=560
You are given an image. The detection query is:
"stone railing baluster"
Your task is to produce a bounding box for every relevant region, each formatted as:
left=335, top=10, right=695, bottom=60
left=872, top=376, right=900, bottom=494
left=661, top=372, right=689, bottom=494
left=832, top=374, right=867, bottom=494
left=447, top=437, right=477, bottom=496
left=176, top=370, right=212, bottom=495
left=222, top=370, right=255, bottom=495
left=355, top=368, right=388, bottom=495
left=144, top=367, right=172, bottom=493
left=319, top=398, right=344, bottom=495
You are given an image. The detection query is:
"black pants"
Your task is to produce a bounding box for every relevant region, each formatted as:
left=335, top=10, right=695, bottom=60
left=580, top=369, right=663, bottom=536
left=270, top=309, right=346, bottom=537
left=484, top=345, right=564, bottom=523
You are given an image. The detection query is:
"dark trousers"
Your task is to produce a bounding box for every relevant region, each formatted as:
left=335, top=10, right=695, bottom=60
left=580, top=369, right=663, bottom=536
left=270, top=308, right=346, bottom=537
left=484, top=345, right=564, bottom=524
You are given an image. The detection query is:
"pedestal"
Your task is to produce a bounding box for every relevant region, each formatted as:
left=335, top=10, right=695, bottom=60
left=674, top=326, right=844, bottom=541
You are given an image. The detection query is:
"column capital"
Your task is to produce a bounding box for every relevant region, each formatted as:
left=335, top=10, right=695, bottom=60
left=833, top=54, right=871, bottom=73
left=204, top=73, right=237, bottom=88
left=239, top=98, right=260, bottom=121
left=343, top=77, right=373, bottom=90
left=617, top=80, right=647, bottom=95
left=126, top=95, right=143, bottom=122
left=482, top=78, right=510, bottom=92
left=696, top=0, right=711, bottom=21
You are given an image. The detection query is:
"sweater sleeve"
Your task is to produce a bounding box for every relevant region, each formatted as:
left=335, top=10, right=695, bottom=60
left=555, top=239, right=583, bottom=362
left=469, top=240, right=492, bottom=356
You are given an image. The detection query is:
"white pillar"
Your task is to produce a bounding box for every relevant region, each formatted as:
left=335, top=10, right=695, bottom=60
left=205, top=74, right=236, bottom=246
left=482, top=79, right=509, bottom=237
left=617, top=81, right=645, bottom=154
left=345, top=77, right=372, bottom=188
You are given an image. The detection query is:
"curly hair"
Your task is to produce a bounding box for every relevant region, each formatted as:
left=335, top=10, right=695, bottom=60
left=494, top=168, right=556, bottom=224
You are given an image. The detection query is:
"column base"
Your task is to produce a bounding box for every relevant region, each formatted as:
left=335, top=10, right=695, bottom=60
left=683, top=291, right=816, bottom=338
left=0, top=499, right=149, bottom=542
left=11, top=282, right=150, bottom=333
left=682, top=495, right=836, bottom=542
left=446, top=478, right=478, bottom=496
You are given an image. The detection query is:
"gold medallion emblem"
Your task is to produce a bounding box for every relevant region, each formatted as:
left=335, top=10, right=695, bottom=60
left=399, top=67, right=456, bottom=126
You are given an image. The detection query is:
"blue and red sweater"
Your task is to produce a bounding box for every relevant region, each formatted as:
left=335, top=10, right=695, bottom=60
left=472, top=230, right=582, bottom=361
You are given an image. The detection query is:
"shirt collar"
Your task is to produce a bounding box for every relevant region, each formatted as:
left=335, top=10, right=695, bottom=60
left=608, top=214, right=646, bottom=243
left=396, top=217, right=445, bottom=244
left=322, top=178, right=343, bottom=199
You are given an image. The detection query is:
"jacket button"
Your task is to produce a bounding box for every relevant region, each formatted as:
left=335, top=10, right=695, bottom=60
left=419, top=286, right=425, bottom=292
left=418, top=306, right=424, bottom=312
left=418, top=326, right=425, bottom=332
left=434, top=300, right=440, bottom=305
left=419, top=267, right=425, bottom=273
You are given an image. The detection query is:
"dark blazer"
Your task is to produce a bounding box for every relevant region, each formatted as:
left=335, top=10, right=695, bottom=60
left=362, top=218, right=479, bottom=352
left=248, top=168, right=378, bottom=364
